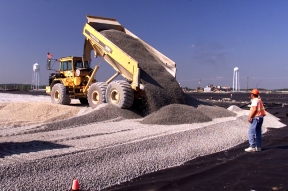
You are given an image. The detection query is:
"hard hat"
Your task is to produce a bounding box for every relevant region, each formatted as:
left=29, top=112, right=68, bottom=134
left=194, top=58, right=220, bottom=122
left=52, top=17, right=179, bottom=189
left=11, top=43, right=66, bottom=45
left=251, top=88, right=259, bottom=95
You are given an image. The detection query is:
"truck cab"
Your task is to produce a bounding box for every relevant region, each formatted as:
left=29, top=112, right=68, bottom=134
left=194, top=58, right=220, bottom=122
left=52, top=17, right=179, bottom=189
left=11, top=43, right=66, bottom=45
left=46, top=56, right=95, bottom=104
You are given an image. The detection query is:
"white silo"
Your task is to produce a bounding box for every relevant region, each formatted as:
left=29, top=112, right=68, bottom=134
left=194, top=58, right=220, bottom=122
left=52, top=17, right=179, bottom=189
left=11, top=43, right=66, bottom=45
left=233, top=67, right=240, bottom=92
left=33, top=63, right=40, bottom=90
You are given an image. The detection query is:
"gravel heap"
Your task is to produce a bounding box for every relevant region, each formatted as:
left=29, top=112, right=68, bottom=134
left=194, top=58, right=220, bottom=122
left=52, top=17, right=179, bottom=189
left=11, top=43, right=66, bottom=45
left=0, top=102, right=80, bottom=127
left=227, top=105, right=286, bottom=129
left=227, top=105, right=245, bottom=112
left=196, top=105, right=237, bottom=119
left=3, top=113, right=284, bottom=190
left=141, top=104, right=212, bottom=125
left=141, top=104, right=236, bottom=125
left=100, top=30, right=186, bottom=116
left=21, top=104, right=142, bottom=134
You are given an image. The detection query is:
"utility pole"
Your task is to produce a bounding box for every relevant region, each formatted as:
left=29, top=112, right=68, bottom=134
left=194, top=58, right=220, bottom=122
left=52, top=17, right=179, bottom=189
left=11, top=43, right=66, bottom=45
left=197, top=79, right=201, bottom=92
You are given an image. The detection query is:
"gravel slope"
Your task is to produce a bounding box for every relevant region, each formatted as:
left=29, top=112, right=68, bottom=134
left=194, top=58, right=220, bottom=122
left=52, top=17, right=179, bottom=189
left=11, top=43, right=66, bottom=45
left=0, top=102, right=81, bottom=127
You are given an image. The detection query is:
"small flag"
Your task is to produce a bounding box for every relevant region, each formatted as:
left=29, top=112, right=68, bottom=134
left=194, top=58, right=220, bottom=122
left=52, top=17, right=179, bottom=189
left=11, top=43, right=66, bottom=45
left=47, top=52, right=53, bottom=59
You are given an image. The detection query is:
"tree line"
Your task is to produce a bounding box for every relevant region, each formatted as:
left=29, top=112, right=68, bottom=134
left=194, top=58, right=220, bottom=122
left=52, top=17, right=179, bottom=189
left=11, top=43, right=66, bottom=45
left=0, top=84, right=46, bottom=91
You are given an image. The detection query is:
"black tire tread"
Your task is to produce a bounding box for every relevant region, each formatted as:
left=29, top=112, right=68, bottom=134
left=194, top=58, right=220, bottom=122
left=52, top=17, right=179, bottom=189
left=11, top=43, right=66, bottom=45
left=51, top=83, right=71, bottom=105
left=88, top=82, right=108, bottom=109
left=106, top=80, right=134, bottom=108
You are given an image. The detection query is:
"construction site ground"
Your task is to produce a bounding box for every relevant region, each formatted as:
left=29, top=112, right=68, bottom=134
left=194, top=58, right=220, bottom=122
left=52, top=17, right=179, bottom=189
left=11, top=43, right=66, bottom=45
left=0, top=91, right=288, bottom=191
left=106, top=92, right=288, bottom=191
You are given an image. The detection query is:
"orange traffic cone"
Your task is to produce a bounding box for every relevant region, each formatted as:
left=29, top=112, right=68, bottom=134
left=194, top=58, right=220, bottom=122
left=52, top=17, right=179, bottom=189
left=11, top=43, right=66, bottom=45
left=71, top=179, right=79, bottom=191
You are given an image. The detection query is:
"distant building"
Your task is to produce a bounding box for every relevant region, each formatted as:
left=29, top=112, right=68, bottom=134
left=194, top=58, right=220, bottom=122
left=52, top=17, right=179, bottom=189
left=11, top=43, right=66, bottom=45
left=221, top=86, right=232, bottom=92
left=193, top=84, right=232, bottom=93
left=202, top=84, right=232, bottom=92
left=204, top=86, right=211, bottom=92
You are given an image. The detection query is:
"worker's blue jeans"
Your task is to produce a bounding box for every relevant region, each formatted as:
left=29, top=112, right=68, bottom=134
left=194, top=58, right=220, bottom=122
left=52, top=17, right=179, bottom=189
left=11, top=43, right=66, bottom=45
left=248, top=117, right=263, bottom=148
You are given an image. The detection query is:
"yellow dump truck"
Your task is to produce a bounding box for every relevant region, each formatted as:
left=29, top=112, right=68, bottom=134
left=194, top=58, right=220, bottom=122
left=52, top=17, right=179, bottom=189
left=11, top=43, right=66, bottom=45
left=46, top=15, right=176, bottom=109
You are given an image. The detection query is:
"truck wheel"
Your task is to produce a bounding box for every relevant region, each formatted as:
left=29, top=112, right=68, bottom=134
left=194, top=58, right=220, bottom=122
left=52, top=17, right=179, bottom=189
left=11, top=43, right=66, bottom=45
left=51, top=83, right=71, bottom=105
left=106, top=80, right=134, bottom=109
left=88, top=82, right=108, bottom=109
left=79, top=98, right=88, bottom=105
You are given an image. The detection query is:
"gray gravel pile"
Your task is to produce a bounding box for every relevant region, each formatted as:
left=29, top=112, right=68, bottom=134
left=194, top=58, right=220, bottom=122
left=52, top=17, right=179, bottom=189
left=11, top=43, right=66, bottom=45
left=237, top=113, right=248, bottom=120
left=100, top=30, right=186, bottom=116
left=196, top=105, right=237, bottom=119
left=227, top=105, right=244, bottom=112
left=228, top=105, right=286, bottom=129
left=0, top=102, right=81, bottom=128
left=21, top=104, right=142, bottom=134
left=141, top=104, right=212, bottom=125
left=0, top=117, right=252, bottom=190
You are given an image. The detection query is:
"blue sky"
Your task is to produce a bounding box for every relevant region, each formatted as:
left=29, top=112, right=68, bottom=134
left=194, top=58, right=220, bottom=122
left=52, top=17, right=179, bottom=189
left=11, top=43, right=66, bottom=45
left=0, top=0, right=287, bottom=89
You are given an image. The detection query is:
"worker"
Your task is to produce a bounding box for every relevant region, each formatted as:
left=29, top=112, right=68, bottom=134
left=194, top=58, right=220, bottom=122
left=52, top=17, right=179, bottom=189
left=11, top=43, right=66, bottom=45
left=245, top=88, right=266, bottom=152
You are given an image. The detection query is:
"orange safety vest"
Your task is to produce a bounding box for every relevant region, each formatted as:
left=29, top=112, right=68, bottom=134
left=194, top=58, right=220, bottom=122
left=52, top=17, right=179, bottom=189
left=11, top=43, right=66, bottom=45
left=250, top=98, right=266, bottom=117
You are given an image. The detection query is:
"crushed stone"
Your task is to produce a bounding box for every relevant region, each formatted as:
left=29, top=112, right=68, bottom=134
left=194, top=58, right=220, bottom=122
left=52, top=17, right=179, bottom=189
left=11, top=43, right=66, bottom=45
left=100, top=30, right=186, bottom=116
left=141, top=104, right=212, bottom=125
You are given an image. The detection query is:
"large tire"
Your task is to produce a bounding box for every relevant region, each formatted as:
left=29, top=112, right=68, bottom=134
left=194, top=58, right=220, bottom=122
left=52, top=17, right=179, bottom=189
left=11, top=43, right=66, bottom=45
left=51, top=83, right=71, bottom=105
left=87, top=82, right=108, bottom=109
left=79, top=98, right=88, bottom=105
left=105, top=80, right=134, bottom=109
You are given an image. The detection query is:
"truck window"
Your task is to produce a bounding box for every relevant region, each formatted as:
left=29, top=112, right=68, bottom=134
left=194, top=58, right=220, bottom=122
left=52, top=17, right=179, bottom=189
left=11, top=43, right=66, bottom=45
left=84, top=61, right=90, bottom=68
left=67, top=61, right=72, bottom=70
left=60, top=62, right=66, bottom=71
left=60, top=61, right=72, bottom=71
left=74, top=60, right=90, bottom=69
left=74, top=60, right=83, bottom=68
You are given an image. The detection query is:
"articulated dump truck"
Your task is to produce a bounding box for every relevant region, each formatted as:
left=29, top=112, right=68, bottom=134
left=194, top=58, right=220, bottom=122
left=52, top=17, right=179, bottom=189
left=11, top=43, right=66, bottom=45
left=46, top=15, right=176, bottom=109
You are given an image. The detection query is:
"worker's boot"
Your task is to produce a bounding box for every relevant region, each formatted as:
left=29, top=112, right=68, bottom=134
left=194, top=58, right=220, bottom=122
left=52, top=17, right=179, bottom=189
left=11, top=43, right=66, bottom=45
left=245, top=147, right=256, bottom=152
left=256, top=147, right=261, bottom=152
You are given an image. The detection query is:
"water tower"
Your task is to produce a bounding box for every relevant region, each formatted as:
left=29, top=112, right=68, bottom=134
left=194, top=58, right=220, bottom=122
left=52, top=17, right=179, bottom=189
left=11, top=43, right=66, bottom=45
left=233, top=67, right=240, bottom=92
left=33, top=63, right=40, bottom=90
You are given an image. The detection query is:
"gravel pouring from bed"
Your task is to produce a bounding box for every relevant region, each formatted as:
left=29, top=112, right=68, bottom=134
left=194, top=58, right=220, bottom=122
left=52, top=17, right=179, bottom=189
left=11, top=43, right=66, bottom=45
left=100, top=30, right=186, bottom=116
